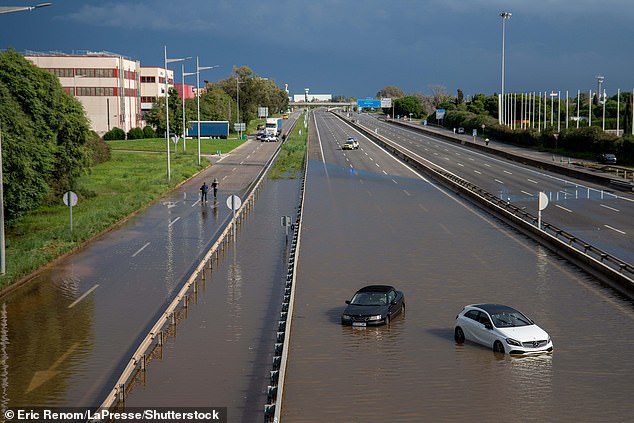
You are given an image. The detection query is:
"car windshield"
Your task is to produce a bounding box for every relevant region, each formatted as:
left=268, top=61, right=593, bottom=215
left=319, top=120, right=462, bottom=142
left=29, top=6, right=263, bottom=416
left=490, top=311, right=533, bottom=328
left=350, top=292, right=387, bottom=306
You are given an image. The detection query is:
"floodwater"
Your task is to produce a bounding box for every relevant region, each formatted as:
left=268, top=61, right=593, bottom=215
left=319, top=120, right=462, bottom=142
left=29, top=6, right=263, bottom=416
left=281, top=158, right=634, bottom=422
left=118, top=177, right=300, bottom=422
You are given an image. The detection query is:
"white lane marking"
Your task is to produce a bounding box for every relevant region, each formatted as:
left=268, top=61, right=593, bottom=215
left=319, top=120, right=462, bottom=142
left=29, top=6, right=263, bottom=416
left=604, top=225, right=626, bottom=234
left=600, top=204, right=620, bottom=212
left=376, top=163, right=380, bottom=167
left=132, top=242, right=151, bottom=257
left=191, top=199, right=201, bottom=207
left=68, top=284, right=99, bottom=309
left=484, top=163, right=491, bottom=167
left=494, top=179, right=504, bottom=184
left=555, top=204, right=573, bottom=213
left=392, top=179, right=398, bottom=184
left=239, top=160, right=244, bottom=165
left=369, top=157, right=374, bottom=161
left=527, top=179, right=539, bottom=184
left=168, top=216, right=181, bottom=227
left=232, top=167, right=237, bottom=172
left=349, top=164, right=353, bottom=168
left=382, top=170, right=388, bottom=175
left=503, top=170, right=513, bottom=175
left=521, top=191, right=534, bottom=197
left=474, top=170, right=482, bottom=175
left=457, top=163, right=464, bottom=167
left=222, top=175, right=228, bottom=181
left=403, top=190, right=411, bottom=196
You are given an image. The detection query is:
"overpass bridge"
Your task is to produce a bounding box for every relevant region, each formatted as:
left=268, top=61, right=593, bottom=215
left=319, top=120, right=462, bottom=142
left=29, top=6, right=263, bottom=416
left=288, top=101, right=355, bottom=110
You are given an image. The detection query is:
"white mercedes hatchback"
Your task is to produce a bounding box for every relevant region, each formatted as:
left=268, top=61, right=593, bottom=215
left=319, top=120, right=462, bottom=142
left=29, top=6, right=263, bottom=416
left=454, top=304, right=553, bottom=355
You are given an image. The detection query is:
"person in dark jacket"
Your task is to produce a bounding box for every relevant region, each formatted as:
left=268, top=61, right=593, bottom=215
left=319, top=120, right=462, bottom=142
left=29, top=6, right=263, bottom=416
left=211, top=178, right=219, bottom=199
left=200, top=182, right=209, bottom=202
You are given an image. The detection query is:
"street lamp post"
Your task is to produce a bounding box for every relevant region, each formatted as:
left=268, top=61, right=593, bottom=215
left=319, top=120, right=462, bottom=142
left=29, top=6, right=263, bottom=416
left=499, top=11, right=512, bottom=126
left=0, top=2, right=51, bottom=14
left=164, top=46, right=190, bottom=181
left=185, top=58, right=218, bottom=165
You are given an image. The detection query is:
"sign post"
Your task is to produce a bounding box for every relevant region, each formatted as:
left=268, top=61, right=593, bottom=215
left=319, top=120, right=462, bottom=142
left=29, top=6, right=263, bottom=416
left=538, top=192, right=549, bottom=230
left=226, top=194, right=242, bottom=237
left=281, top=215, right=291, bottom=242
left=63, top=191, right=78, bottom=233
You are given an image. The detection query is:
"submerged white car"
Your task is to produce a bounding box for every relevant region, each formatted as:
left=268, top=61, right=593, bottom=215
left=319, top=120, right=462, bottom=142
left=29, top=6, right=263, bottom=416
left=454, top=304, right=553, bottom=355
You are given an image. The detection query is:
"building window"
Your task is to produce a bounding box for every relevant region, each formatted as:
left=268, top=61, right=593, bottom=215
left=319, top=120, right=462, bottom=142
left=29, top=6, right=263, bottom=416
left=141, top=76, right=156, bottom=83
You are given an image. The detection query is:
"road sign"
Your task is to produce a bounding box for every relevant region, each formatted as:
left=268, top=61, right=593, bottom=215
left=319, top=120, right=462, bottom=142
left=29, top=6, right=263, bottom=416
left=538, top=192, right=549, bottom=230
left=357, top=99, right=381, bottom=109
left=472, top=129, right=477, bottom=137
left=435, top=109, right=446, bottom=119
left=63, top=191, right=78, bottom=233
left=226, top=195, right=242, bottom=211
left=258, top=107, right=268, bottom=118
left=233, top=123, right=246, bottom=132
left=380, top=98, right=392, bottom=108
left=281, top=215, right=291, bottom=227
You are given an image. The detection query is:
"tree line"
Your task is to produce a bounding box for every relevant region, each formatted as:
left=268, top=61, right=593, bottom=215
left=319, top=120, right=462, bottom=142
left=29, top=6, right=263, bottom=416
left=142, top=65, right=289, bottom=138
left=374, top=85, right=634, bottom=164
left=0, top=50, right=109, bottom=222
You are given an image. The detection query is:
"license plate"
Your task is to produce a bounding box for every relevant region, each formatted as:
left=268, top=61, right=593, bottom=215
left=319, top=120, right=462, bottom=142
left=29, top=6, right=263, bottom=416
left=352, top=322, right=366, bottom=327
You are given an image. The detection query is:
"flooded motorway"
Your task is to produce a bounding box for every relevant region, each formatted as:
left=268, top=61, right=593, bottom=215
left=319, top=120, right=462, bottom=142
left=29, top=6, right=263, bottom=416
left=280, top=110, right=634, bottom=422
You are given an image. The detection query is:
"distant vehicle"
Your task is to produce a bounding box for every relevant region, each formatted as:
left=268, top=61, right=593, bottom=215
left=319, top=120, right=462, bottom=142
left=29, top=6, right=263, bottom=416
left=346, top=137, right=359, bottom=149
left=457, top=127, right=465, bottom=134
left=257, top=131, right=267, bottom=141
left=265, top=117, right=283, bottom=136
left=597, top=153, right=617, bottom=164
left=283, top=113, right=289, bottom=119
left=454, top=304, right=553, bottom=355
left=342, top=140, right=355, bottom=150
left=265, top=133, right=278, bottom=142
left=187, top=121, right=229, bottom=139
left=341, top=285, right=405, bottom=326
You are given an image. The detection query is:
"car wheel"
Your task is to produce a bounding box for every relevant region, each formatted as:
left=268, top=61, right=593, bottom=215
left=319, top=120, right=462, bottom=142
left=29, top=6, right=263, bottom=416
left=385, top=315, right=390, bottom=325
left=454, top=327, right=465, bottom=343
left=493, top=340, right=505, bottom=354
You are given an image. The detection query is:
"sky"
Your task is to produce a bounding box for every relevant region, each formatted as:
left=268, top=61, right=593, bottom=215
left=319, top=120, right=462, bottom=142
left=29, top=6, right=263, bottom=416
left=1, top=0, right=632, bottom=99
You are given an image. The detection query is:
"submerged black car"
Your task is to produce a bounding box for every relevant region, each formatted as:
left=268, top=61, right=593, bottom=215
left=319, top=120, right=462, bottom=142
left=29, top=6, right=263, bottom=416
left=341, top=285, right=405, bottom=326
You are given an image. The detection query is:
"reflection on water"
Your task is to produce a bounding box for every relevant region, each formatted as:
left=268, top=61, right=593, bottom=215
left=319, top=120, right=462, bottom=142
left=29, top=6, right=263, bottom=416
left=282, top=157, right=634, bottom=422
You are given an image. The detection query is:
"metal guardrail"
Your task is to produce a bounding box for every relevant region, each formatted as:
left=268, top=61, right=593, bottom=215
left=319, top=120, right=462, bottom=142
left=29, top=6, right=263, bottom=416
left=94, top=115, right=301, bottom=415
left=265, top=112, right=309, bottom=423
left=334, top=112, right=634, bottom=297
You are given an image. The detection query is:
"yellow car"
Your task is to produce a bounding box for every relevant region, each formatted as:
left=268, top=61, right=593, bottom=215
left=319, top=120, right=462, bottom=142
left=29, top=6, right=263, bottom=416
left=342, top=139, right=358, bottom=150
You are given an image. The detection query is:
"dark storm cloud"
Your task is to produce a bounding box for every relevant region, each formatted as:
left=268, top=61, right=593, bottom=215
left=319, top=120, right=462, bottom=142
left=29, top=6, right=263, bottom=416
left=2, top=0, right=633, bottom=97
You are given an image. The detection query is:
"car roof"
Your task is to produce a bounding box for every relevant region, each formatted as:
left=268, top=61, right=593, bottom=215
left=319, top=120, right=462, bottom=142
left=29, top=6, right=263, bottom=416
left=468, top=304, right=519, bottom=315
left=357, top=285, right=395, bottom=293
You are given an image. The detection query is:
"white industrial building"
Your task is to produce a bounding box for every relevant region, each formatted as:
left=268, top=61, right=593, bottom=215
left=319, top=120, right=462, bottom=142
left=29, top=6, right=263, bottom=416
left=292, top=94, right=332, bottom=102
left=25, top=51, right=174, bottom=135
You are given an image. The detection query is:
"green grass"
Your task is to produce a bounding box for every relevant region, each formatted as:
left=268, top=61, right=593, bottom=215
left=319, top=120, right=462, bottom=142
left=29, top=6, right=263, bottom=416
left=108, top=137, right=245, bottom=155
left=269, top=117, right=308, bottom=179
left=0, top=151, right=208, bottom=289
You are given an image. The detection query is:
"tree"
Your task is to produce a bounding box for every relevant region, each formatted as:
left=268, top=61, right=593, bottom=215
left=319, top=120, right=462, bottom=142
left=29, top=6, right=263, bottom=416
left=457, top=89, right=464, bottom=105
left=0, top=50, right=92, bottom=220
left=376, top=86, right=405, bottom=99
left=394, top=96, right=423, bottom=118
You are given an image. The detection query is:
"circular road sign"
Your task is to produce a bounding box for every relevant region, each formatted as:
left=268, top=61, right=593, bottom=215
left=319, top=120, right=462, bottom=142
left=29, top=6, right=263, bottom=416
left=63, top=191, right=78, bottom=207
left=226, top=195, right=242, bottom=211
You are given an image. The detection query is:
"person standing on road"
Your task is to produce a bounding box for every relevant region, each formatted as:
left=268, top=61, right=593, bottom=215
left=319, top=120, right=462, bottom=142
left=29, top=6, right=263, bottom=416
left=200, top=181, right=209, bottom=203
left=211, top=178, right=219, bottom=199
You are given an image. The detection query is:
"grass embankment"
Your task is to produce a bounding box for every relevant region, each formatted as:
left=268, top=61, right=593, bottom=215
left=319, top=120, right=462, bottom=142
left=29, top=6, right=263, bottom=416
left=108, top=137, right=245, bottom=155
left=0, top=138, right=245, bottom=290
left=269, top=116, right=308, bottom=179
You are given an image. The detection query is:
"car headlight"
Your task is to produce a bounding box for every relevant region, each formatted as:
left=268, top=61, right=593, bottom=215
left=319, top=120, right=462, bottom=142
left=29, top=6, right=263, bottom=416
left=367, top=315, right=383, bottom=321
left=505, top=338, right=522, bottom=347
left=342, top=315, right=351, bottom=320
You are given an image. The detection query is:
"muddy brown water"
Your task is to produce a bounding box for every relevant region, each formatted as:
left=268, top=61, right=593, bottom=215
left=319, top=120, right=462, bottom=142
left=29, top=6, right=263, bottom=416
left=280, top=159, right=634, bottom=422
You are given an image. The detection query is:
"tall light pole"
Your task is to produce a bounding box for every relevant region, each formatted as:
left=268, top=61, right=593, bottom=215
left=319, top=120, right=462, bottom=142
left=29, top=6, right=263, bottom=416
left=163, top=46, right=189, bottom=181
left=181, top=63, right=187, bottom=153
left=236, top=76, right=244, bottom=140
left=0, top=3, right=51, bottom=14
left=185, top=58, right=218, bottom=165
left=0, top=2, right=52, bottom=275
left=499, top=11, right=512, bottom=125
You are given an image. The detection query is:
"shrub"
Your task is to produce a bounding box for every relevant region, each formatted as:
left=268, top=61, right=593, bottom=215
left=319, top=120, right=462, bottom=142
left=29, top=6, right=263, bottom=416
left=103, top=127, right=126, bottom=141
left=86, top=131, right=111, bottom=164
left=143, top=126, right=156, bottom=138
left=127, top=127, right=144, bottom=140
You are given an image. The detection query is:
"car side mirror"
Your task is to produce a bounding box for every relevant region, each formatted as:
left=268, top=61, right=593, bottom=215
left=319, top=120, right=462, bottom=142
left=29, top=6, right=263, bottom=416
left=345, top=300, right=350, bottom=305
left=484, top=322, right=493, bottom=330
